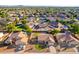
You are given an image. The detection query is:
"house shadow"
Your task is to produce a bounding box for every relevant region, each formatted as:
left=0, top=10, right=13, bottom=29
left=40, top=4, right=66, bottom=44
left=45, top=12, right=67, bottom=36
left=0, top=44, right=8, bottom=47
left=28, top=37, right=38, bottom=44
left=7, top=45, right=15, bottom=49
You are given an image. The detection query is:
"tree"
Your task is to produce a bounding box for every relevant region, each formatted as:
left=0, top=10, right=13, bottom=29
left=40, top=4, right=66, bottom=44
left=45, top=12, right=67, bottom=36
left=24, top=25, right=32, bottom=41
left=6, top=23, right=15, bottom=32
left=45, top=19, right=51, bottom=23
left=58, top=20, right=68, bottom=25
left=13, top=18, right=19, bottom=25
left=68, top=24, right=79, bottom=40
left=0, top=12, right=8, bottom=18
left=21, top=19, right=27, bottom=25
left=50, top=29, right=60, bottom=44
left=6, top=18, right=11, bottom=21
left=68, top=24, right=79, bottom=34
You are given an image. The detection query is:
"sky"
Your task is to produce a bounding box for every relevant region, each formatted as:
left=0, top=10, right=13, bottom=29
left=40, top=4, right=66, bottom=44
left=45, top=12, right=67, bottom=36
left=0, top=0, right=79, bottom=6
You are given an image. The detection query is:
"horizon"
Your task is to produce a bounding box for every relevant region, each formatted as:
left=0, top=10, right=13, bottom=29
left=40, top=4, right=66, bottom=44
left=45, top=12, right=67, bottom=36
left=1, top=5, right=79, bottom=8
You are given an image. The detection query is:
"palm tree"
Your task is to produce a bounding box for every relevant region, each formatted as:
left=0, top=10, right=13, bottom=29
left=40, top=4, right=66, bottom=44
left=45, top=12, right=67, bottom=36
left=68, top=24, right=79, bottom=40
left=50, top=29, right=60, bottom=45
left=24, top=25, right=32, bottom=42
left=13, top=18, right=19, bottom=25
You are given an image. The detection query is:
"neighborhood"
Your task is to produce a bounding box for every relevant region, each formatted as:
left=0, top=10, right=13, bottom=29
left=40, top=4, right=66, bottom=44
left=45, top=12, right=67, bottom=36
left=0, top=7, right=79, bottom=53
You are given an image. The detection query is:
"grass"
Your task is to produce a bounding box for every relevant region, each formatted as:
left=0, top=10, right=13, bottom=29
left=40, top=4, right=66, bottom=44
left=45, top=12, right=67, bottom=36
left=35, top=44, right=45, bottom=51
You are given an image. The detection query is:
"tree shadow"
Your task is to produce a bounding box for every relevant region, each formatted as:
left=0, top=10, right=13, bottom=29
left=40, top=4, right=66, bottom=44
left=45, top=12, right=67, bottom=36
left=0, top=41, right=10, bottom=48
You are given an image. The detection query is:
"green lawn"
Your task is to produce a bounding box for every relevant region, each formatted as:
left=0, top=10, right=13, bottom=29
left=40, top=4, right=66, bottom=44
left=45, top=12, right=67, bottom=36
left=35, top=44, right=46, bottom=51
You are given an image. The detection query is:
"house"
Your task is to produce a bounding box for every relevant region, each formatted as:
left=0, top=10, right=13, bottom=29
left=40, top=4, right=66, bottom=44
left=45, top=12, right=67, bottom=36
left=0, top=32, right=4, bottom=41
left=50, top=21, right=58, bottom=28
left=38, top=23, right=48, bottom=28
left=56, top=32, right=79, bottom=47
left=35, top=33, right=57, bottom=53
left=49, top=21, right=63, bottom=29
left=47, top=16, right=56, bottom=21
left=0, top=32, right=3, bottom=37
left=0, top=32, right=10, bottom=42
left=31, top=33, right=54, bottom=45
left=5, top=31, right=28, bottom=46
left=0, top=18, right=8, bottom=25
left=37, top=34, right=49, bottom=43
left=54, top=32, right=79, bottom=53
left=27, top=17, right=35, bottom=22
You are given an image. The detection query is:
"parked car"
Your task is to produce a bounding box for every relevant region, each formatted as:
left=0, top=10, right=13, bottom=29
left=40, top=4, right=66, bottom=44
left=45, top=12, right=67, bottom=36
left=15, top=42, right=26, bottom=51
